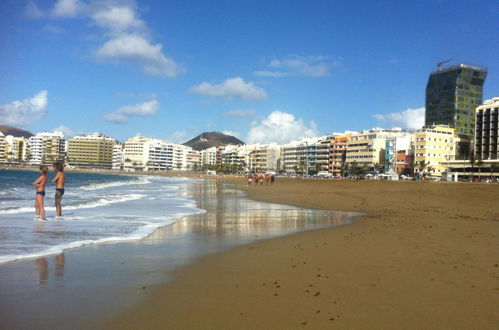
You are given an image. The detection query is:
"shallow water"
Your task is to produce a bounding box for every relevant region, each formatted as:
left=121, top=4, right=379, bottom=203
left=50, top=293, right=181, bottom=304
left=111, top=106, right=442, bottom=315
left=0, top=178, right=361, bottom=329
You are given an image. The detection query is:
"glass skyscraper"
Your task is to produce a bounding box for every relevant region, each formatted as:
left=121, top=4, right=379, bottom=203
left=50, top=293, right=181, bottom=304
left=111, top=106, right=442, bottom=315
left=425, top=64, right=487, bottom=136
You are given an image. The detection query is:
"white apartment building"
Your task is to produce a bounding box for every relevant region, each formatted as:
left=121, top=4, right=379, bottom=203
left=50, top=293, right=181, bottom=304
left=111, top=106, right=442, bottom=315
left=200, top=146, right=217, bottom=166
left=475, top=97, right=499, bottom=160
left=123, top=136, right=171, bottom=171
left=281, top=137, right=325, bottom=174
left=172, top=144, right=196, bottom=170
left=0, top=132, right=6, bottom=163
left=221, top=145, right=254, bottom=171
left=28, top=131, right=66, bottom=165
left=112, top=143, right=124, bottom=170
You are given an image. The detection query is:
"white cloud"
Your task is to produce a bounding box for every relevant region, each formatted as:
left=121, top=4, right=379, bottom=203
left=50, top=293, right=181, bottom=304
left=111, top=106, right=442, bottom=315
left=222, top=130, right=240, bottom=138
left=0, top=91, right=48, bottom=126
left=103, top=99, right=159, bottom=124
left=167, top=131, right=188, bottom=143
left=254, top=55, right=342, bottom=78
left=374, top=107, right=425, bottom=130
left=25, top=1, right=45, bottom=18
left=52, top=0, right=84, bottom=18
left=95, top=34, right=183, bottom=77
left=222, top=109, right=256, bottom=118
left=27, top=0, right=183, bottom=78
left=53, top=125, right=82, bottom=138
left=189, top=77, right=267, bottom=101
left=90, top=5, right=144, bottom=33
left=247, top=111, right=319, bottom=144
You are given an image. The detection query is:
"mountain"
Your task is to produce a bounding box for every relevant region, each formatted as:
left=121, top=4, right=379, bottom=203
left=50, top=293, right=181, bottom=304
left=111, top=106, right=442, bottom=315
left=183, top=131, right=245, bottom=151
left=0, top=125, right=34, bottom=138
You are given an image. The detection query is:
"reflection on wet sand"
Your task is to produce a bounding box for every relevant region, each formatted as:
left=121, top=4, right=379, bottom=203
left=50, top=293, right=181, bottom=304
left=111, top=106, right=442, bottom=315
left=149, top=180, right=358, bottom=241
left=35, top=254, right=65, bottom=285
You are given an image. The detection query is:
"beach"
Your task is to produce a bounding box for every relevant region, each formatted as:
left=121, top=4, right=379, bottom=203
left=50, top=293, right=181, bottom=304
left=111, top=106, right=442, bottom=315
left=107, top=178, right=499, bottom=329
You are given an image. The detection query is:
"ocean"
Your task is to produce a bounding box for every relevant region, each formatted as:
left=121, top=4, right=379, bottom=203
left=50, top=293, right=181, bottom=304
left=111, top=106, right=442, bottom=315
left=0, top=169, right=203, bottom=264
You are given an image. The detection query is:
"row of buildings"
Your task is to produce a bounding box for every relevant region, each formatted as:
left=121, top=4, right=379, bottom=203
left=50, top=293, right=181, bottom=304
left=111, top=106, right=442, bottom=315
left=0, top=63, right=497, bottom=179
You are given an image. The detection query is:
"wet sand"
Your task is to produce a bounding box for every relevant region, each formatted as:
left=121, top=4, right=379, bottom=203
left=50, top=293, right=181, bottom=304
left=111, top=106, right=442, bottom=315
left=107, top=178, right=499, bottom=329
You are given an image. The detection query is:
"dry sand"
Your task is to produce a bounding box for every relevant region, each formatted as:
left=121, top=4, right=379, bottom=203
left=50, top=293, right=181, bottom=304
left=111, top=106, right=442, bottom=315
left=107, top=178, right=498, bottom=329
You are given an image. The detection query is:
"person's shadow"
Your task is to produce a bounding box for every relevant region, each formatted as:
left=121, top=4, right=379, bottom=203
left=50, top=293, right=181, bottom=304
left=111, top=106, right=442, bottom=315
left=35, top=254, right=65, bottom=285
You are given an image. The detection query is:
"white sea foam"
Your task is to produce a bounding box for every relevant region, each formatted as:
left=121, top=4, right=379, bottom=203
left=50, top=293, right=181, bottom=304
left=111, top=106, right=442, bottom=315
left=80, top=177, right=151, bottom=190
left=0, top=194, right=145, bottom=214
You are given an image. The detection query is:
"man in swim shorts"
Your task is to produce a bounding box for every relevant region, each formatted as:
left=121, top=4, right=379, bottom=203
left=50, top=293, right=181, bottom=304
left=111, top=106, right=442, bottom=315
left=52, top=162, right=65, bottom=218
left=33, top=165, right=48, bottom=220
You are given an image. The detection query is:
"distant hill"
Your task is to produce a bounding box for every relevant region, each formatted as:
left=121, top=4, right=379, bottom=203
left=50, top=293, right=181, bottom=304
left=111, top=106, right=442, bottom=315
left=183, top=131, right=245, bottom=151
left=0, top=125, right=34, bottom=138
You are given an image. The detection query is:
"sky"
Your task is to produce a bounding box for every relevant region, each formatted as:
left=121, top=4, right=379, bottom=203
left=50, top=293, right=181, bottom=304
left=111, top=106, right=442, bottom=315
left=1, top=0, right=498, bottom=144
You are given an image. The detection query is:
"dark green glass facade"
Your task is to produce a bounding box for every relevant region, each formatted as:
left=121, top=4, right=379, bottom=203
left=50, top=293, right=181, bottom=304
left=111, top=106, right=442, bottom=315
left=425, top=64, right=487, bottom=136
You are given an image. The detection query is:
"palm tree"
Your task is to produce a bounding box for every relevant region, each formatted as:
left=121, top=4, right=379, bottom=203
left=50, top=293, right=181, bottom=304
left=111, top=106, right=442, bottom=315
left=469, top=153, right=476, bottom=182
left=476, top=157, right=484, bottom=180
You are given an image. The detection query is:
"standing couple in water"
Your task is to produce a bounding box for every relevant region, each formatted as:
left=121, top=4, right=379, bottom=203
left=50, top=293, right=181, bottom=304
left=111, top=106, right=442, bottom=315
left=33, top=162, right=65, bottom=221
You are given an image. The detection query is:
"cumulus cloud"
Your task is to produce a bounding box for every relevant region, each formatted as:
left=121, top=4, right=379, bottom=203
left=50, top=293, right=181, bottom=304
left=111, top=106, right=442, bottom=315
left=222, top=109, right=256, bottom=118
left=0, top=91, right=48, bottom=126
left=53, top=125, right=82, bottom=138
left=189, top=77, right=267, bottom=101
left=104, top=99, right=159, bottom=124
left=222, top=130, right=241, bottom=138
left=27, top=0, right=182, bottom=78
left=254, top=55, right=342, bottom=78
left=374, top=107, right=425, bottom=130
left=95, top=34, right=182, bottom=77
left=247, top=111, right=319, bottom=144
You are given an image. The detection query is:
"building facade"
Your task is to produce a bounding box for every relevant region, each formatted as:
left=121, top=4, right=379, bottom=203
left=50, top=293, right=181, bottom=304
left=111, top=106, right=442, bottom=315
left=248, top=145, right=281, bottom=172
left=329, top=133, right=352, bottom=177
left=28, top=131, right=66, bottom=165
left=414, top=125, right=455, bottom=177
left=67, top=133, right=115, bottom=169
left=0, top=132, right=6, bottom=163
left=425, top=64, right=487, bottom=136
left=5, top=135, right=28, bottom=163
left=475, top=97, right=499, bottom=160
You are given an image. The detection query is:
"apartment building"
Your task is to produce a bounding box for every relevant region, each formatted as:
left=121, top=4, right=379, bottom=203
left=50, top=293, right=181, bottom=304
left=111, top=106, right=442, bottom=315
left=200, top=147, right=217, bottom=167
left=5, top=135, right=28, bottom=163
left=0, top=132, right=6, bottom=163
left=329, top=133, right=352, bottom=176
left=248, top=144, right=281, bottom=172
left=67, top=133, right=115, bottom=169
left=316, top=135, right=333, bottom=172
left=384, top=134, right=413, bottom=173
left=221, top=145, right=254, bottom=171
left=123, top=136, right=171, bottom=171
left=475, top=97, right=499, bottom=160
left=112, top=143, right=124, bottom=170
left=281, top=137, right=325, bottom=174
left=28, top=131, right=66, bottom=165
left=345, top=128, right=406, bottom=170
left=414, top=125, right=455, bottom=177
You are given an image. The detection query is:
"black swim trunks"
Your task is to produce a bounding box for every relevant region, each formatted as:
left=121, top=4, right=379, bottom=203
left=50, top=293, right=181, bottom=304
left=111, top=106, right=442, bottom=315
left=55, top=188, right=65, bottom=201
left=36, top=191, right=46, bottom=197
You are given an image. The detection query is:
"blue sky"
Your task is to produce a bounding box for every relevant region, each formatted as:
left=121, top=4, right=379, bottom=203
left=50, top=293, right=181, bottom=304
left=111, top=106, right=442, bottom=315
left=1, top=0, right=498, bottom=144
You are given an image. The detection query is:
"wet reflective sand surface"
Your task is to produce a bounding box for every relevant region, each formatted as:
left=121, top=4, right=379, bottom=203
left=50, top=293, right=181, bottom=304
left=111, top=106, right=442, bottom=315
left=0, top=180, right=360, bottom=329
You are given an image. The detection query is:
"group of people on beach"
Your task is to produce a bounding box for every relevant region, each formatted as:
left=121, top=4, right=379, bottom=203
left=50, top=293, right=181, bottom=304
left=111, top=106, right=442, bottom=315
left=247, top=173, right=275, bottom=186
left=33, top=162, right=65, bottom=221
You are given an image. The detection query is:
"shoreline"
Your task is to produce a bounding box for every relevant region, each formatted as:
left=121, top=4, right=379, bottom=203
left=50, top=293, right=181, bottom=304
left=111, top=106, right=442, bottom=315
left=0, top=177, right=356, bottom=329
left=106, top=177, right=499, bottom=329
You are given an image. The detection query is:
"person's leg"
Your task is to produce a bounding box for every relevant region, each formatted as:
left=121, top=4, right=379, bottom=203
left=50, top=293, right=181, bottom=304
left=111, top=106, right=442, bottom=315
left=39, top=195, right=45, bottom=220
left=55, top=191, right=62, bottom=217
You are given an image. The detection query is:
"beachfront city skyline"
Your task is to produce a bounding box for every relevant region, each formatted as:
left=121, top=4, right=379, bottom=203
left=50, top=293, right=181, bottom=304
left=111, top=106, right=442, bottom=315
left=1, top=0, right=499, bottom=144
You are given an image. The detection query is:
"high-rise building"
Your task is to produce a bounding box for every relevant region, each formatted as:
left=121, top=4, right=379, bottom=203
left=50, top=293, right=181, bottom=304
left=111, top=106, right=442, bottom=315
left=0, top=132, right=6, bottom=163
left=425, top=64, right=487, bottom=136
left=475, top=97, right=499, bottom=160
left=5, top=135, right=28, bottom=163
left=67, top=133, right=115, bottom=169
left=329, top=133, right=353, bottom=177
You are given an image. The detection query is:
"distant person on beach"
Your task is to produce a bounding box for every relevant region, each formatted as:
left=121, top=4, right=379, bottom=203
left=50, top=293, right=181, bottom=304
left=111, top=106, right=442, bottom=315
left=52, top=162, right=65, bottom=218
left=271, top=175, right=275, bottom=184
left=33, top=165, right=48, bottom=220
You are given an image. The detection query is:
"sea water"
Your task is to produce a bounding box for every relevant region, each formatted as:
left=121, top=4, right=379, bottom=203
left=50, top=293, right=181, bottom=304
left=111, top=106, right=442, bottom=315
left=0, top=169, right=203, bottom=264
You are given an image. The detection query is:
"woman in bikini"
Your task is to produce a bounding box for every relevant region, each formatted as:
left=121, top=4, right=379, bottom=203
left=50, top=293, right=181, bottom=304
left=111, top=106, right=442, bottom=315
left=33, top=165, right=48, bottom=220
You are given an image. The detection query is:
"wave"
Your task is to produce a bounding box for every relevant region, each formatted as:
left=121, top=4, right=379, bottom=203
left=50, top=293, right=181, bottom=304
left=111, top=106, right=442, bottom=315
left=79, top=177, right=151, bottom=191
left=0, top=219, right=176, bottom=264
left=0, top=194, right=145, bottom=215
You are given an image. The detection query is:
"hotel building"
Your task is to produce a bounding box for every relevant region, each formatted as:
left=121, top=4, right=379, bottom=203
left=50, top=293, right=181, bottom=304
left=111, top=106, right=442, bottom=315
left=414, top=125, right=455, bottom=177
left=123, top=136, right=170, bottom=171
left=112, top=143, right=124, bottom=170
left=67, top=133, right=115, bottom=169
left=28, top=131, right=66, bottom=165
left=475, top=97, right=499, bottom=160
left=425, top=64, right=487, bottom=136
